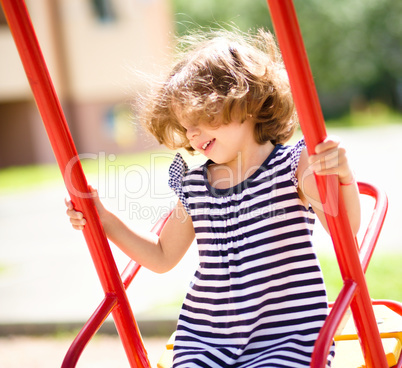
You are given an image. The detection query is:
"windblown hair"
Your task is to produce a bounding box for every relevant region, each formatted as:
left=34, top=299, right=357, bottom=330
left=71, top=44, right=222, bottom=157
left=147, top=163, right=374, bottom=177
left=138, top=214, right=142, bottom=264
left=142, top=28, right=297, bottom=153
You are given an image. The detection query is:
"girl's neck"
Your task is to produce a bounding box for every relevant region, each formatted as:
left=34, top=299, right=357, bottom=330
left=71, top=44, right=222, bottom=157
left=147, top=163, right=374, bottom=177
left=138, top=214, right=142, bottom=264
left=207, top=141, right=275, bottom=189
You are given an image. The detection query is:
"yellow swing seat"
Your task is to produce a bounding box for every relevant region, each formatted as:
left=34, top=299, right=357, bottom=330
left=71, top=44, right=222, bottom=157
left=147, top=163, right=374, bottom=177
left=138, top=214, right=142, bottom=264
left=332, top=304, right=402, bottom=368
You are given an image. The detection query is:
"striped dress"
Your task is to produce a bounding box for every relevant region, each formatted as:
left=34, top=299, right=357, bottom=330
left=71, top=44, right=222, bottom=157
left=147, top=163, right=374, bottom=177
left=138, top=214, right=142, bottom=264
left=168, top=140, right=334, bottom=368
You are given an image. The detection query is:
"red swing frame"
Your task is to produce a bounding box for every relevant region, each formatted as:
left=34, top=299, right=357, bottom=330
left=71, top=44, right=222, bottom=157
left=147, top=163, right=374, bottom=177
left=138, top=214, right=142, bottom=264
left=1, top=0, right=401, bottom=367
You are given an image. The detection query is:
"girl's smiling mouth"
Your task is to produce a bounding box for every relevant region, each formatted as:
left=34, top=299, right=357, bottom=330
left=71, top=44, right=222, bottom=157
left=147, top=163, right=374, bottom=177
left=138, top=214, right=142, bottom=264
left=202, top=141, right=211, bottom=150
left=200, top=138, right=215, bottom=152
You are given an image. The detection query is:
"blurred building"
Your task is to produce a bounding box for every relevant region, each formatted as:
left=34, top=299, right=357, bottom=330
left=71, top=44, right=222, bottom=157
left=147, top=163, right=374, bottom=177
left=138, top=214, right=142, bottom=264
left=0, top=0, right=173, bottom=167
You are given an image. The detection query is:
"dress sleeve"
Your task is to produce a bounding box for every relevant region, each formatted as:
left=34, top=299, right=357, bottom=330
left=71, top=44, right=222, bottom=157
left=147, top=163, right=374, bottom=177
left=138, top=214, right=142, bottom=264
left=290, top=138, right=306, bottom=188
left=168, top=153, right=190, bottom=214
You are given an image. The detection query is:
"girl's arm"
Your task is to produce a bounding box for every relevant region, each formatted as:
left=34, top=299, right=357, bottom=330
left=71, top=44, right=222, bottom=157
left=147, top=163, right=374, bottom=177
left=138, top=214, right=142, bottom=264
left=296, top=137, right=361, bottom=235
left=66, top=191, right=195, bottom=274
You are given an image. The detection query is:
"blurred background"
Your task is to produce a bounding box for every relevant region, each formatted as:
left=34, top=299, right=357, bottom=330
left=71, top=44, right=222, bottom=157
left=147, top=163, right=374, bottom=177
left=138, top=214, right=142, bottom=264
left=0, top=0, right=401, bottom=367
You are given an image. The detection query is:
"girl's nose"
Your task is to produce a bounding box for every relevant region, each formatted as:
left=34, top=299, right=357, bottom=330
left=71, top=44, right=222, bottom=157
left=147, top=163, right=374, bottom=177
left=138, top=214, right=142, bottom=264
left=186, top=126, right=200, bottom=140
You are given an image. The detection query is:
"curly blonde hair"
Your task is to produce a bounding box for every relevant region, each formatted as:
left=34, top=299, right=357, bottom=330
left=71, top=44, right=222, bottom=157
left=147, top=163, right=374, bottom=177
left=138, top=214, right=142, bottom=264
left=142, top=28, right=297, bottom=153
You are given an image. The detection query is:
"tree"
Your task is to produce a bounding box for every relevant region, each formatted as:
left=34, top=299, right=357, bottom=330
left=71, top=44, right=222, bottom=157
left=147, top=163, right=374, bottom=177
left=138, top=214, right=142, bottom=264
left=172, top=0, right=402, bottom=117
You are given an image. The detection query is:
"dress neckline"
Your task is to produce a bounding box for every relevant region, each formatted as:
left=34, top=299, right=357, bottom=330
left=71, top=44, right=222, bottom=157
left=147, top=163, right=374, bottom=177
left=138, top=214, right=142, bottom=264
left=202, top=144, right=282, bottom=197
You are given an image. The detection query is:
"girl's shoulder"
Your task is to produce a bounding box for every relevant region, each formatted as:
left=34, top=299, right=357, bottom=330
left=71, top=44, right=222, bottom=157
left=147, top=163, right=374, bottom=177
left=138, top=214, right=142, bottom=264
left=267, top=138, right=305, bottom=166
left=168, top=153, right=192, bottom=214
left=168, top=153, right=205, bottom=183
left=168, top=153, right=188, bottom=184
left=279, top=137, right=305, bottom=156
left=168, top=153, right=206, bottom=210
left=289, top=138, right=307, bottom=187
left=289, top=138, right=306, bottom=167
left=271, top=138, right=306, bottom=188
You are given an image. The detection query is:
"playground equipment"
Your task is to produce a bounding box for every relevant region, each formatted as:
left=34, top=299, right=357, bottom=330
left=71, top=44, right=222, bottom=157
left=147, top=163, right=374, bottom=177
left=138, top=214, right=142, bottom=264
left=1, top=0, right=401, bottom=367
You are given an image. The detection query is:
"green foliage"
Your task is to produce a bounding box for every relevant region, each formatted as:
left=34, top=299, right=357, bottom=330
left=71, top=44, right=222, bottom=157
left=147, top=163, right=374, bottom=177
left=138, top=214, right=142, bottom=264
left=294, top=1, right=402, bottom=104
left=173, top=0, right=272, bottom=35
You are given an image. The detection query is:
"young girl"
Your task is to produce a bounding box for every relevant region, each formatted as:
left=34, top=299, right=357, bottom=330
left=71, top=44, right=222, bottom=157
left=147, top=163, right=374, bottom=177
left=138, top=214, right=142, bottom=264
left=66, top=29, right=360, bottom=368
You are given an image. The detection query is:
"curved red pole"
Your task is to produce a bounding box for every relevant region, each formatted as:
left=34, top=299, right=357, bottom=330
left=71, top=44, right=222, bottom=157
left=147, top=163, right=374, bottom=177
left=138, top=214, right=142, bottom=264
left=0, top=1, right=150, bottom=367
left=357, top=182, right=388, bottom=273
left=62, top=294, right=118, bottom=368
left=121, top=211, right=171, bottom=289
left=62, top=212, right=171, bottom=367
left=311, top=280, right=358, bottom=368
left=266, top=1, right=388, bottom=367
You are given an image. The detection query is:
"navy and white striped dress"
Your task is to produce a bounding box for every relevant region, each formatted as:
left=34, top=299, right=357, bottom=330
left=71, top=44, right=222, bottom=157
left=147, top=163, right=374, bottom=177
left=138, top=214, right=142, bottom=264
left=168, top=140, right=334, bottom=368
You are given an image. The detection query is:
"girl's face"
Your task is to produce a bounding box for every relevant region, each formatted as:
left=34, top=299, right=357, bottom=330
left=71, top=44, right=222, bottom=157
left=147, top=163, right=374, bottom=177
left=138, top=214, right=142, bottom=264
left=179, top=115, right=258, bottom=168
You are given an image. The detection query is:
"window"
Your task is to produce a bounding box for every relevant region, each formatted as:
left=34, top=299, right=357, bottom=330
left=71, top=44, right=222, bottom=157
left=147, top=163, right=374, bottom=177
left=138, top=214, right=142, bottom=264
left=0, top=6, right=8, bottom=26
left=90, top=0, right=116, bottom=23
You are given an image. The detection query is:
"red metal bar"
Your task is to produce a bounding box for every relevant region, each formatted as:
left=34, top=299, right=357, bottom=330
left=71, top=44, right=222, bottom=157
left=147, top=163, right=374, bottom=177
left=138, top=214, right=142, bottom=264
left=311, top=280, right=357, bottom=368
left=62, top=294, right=118, bottom=368
left=122, top=212, right=171, bottom=289
left=313, top=183, right=391, bottom=366
left=0, top=1, right=150, bottom=367
left=372, top=299, right=402, bottom=368
left=122, top=261, right=142, bottom=290
left=372, top=300, right=402, bottom=317
left=266, top=1, right=388, bottom=367
left=397, top=354, right=402, bottom=368
left=357, top=182, right=388, bottom=273
left=62, top=212, right=171, bottom=367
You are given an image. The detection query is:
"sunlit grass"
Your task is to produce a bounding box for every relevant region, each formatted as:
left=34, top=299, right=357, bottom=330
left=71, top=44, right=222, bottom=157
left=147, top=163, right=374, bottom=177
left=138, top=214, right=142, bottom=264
left=0, top=149, right=170, bottom=194
left=319, top=253, right=402, bottom=302
left=327, top=102, right=402, bottom=127
left=0, top=164, right=62, bottom=193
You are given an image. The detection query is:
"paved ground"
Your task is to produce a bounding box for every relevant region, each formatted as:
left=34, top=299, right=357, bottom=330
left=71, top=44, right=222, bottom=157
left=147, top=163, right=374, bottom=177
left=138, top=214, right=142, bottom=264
left=0, top=124, right=401, bottom=367
left=0, top=335, right=167, bottom=368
